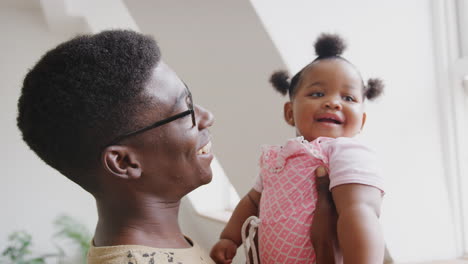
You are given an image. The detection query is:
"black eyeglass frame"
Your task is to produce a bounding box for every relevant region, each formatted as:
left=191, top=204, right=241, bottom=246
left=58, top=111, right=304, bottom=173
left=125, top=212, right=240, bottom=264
left=103, top=86, right=196, bottom=148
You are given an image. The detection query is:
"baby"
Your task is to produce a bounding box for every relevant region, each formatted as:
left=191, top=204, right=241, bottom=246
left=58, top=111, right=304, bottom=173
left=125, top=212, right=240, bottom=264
left=211, top=33, right=385, bottom=264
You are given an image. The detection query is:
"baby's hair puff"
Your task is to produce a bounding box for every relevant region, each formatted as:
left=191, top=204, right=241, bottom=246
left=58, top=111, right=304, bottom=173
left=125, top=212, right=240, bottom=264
left=364, top=78, right=384, bottom=101
left=270, top=70, right=290, bottom=96
left=269, top=33, right=384, bottom=101
left=314, top=33, right=346, bottom=58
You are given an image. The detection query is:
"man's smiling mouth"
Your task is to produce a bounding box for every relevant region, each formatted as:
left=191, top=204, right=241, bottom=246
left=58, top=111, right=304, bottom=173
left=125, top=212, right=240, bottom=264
left=197, top=141, right=212, bottom=155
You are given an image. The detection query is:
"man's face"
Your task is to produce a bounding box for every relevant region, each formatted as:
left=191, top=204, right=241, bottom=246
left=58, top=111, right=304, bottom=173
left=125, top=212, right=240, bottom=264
left=132, top=62, right=214, bottom=200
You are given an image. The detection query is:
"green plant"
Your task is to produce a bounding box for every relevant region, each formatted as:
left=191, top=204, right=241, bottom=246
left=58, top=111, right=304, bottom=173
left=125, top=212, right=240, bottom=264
left=1, top=231, right=61, bottom=264
left=53, top=215, right=91, bottom=262
left=1, top=215, right=91, bottom=264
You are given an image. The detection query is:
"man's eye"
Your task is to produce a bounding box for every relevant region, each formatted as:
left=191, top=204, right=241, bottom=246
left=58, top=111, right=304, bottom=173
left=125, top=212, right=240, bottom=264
left=309, top=92, right=324, bottom=97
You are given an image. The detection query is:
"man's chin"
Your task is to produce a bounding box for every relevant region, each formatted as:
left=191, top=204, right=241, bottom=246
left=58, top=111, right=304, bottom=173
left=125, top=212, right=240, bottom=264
left=200, top=173, right=213, bottom=185
left=189, top=171, right=213, bottom=191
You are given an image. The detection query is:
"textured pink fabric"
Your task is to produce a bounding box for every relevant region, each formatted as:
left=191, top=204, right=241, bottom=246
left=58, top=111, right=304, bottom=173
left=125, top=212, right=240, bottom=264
left=253, top=136, right=383, bottom=263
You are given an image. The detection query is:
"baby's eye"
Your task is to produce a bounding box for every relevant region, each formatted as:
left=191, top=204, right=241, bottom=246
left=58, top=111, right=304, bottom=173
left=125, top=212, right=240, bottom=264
left=309, top=92, right=324, bottom=97
left=342, top=95, right=355, bottom=102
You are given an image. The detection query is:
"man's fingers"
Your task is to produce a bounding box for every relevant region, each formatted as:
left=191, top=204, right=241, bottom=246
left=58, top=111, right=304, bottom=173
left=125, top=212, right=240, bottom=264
left=315, top=166, right=328, bottom=177
left=315, top=166, right=331, bottom=193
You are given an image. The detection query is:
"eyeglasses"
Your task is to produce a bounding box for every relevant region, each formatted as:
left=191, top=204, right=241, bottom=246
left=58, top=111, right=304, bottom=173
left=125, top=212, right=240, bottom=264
left=104, top=85, right=196, bottom=148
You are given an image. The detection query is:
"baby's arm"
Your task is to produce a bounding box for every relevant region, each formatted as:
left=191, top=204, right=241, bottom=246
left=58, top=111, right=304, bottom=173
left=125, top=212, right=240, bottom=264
left=220, top=188, right=261, bottom=245
left=332, top=183, right=384, bottom=264
left=210, top=188, right=261, bottom=264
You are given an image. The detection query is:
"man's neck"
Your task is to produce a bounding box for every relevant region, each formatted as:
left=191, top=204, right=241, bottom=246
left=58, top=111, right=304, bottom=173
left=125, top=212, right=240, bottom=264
left=93, top=196, right=191, bottom=249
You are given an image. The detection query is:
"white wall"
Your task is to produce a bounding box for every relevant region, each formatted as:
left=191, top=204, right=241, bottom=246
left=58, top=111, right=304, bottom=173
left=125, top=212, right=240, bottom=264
left=0, top=3, right=97, bottom=257
left=249, top=0, right=457, bottom=262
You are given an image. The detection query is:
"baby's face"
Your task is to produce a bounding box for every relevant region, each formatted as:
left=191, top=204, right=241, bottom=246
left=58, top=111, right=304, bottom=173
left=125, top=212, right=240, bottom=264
left=286, top=59, right=366, bottom=142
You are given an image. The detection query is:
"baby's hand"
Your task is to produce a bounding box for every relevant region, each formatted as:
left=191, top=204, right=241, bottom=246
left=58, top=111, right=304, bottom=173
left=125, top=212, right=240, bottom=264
left=210, top=238, right=238, bottom=264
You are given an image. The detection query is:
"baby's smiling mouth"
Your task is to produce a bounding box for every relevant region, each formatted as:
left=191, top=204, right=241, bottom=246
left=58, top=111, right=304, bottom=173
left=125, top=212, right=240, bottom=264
left=315, top=113, right=344, bottom=125
left=317, top=118, right=343, bottom=124
left=197, top=141, right=212, bottom=155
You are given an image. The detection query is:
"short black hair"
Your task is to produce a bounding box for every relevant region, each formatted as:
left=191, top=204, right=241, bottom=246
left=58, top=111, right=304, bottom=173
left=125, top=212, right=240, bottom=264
left=17, top=30, right=161, bottom=190
left=270, top=33, right=384, bottom=100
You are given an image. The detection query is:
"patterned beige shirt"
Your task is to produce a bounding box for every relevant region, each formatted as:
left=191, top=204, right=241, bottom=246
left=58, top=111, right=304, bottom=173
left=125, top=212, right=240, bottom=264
left=87, top=237, right=214, bottom=264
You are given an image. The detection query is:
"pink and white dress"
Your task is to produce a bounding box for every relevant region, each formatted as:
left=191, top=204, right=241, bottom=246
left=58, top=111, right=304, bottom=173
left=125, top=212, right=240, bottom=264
left=252, top=136, right=384, bottom=264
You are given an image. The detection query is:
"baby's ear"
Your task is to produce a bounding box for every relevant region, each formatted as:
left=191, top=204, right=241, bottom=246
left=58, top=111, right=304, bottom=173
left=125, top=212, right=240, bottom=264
left=361, top=112, right=367, bottom=130
left=102, top=145, right=142, bottom=180
left=283, top=102, right=295, bottom=126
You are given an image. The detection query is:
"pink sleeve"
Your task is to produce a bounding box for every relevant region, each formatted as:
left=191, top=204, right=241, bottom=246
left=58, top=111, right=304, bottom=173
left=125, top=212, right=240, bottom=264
left=324, top=137, right=384, bottom=193
left=253, top=173, right=263, bottom=192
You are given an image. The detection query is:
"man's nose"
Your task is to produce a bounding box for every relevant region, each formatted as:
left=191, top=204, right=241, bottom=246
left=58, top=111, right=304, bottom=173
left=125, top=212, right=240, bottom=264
left=195, top=104, right=215, bottom=129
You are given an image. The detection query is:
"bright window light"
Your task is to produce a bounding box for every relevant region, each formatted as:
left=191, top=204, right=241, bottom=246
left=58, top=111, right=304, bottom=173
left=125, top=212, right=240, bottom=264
left=187, top=156, right=240, bottom=223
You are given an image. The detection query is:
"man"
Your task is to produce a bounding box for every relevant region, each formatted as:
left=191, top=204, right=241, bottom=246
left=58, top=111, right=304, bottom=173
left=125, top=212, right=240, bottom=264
left=17, top=29, right=339, bottom=263
left=18, top=30, right=215, bottom=263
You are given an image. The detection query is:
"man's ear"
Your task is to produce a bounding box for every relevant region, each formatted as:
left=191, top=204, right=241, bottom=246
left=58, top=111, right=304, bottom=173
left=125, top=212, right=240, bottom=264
left=361, top=112, right=367, bottom=130
left=284, top=101, right=295, bottom=126
left=102, top=145, right=142, bottom=180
